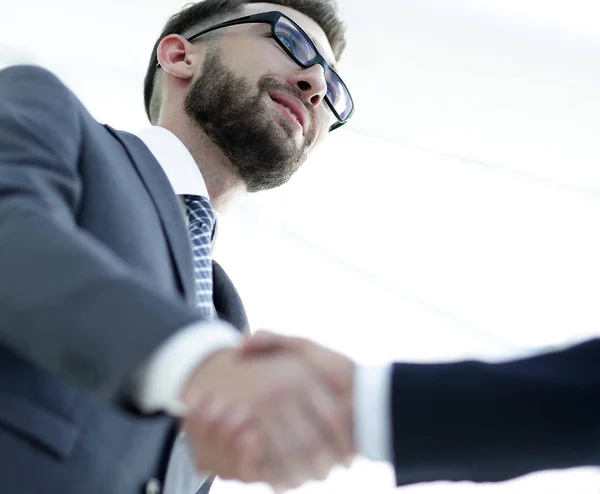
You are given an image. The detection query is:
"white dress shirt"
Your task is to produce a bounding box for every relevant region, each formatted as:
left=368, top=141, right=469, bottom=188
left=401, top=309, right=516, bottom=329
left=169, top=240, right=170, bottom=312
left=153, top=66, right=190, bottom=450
left=133, top=126, right=393, bottom=462
left=132, top=126, right=242, bottom=416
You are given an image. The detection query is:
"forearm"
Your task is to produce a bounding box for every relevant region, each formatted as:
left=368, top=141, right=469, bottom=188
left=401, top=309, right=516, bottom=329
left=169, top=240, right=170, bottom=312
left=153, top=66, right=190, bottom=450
left=0, top=207, right=202, bottom=402
left=391, top=339, right=600, bottom=485
left=0, top=65, right=203, bottom=404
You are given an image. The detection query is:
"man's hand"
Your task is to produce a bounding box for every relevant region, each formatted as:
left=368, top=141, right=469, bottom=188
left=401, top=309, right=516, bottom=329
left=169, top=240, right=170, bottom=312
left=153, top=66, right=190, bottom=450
left=181, top=345, right=353, bottom=492
left=240, top=331, right=355, bottom=406
left=237, top=331, right=357, bottom=479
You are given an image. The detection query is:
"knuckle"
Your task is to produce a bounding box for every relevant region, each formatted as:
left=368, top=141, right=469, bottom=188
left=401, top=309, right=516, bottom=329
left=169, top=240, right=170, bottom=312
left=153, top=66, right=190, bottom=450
left=226, top=407, right=253, bottom=435
left=312, top=453, right=334, bottom=480
left=282, top=473, right=304, bottom=491
left=219, top=471, right=235, bottom=481
left=234, top=426, right=262, bottom=456
left=313, top=466, right=329, bottom=481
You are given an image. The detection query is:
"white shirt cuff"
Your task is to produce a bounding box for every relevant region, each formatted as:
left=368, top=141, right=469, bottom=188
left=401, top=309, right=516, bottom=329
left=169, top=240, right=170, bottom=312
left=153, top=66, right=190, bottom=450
left=354, top=364, right=393, bottom=462
left=132, top=320, right=244, bottom=416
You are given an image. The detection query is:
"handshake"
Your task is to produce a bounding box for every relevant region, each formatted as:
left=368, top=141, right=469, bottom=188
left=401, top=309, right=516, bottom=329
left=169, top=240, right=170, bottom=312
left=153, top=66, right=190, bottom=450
left=181, top=331, right=356, bottom=492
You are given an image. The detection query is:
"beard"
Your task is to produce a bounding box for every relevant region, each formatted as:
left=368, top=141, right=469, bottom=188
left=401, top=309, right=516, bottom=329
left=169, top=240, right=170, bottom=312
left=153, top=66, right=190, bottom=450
left=184, top=50, right=316, bottom=193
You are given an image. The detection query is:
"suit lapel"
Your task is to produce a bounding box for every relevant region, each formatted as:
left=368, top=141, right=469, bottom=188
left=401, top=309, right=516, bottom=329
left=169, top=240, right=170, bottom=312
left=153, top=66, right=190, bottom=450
left=104, top=126, right=196, bottom=306
left=212, top=261, right=249, bottom=334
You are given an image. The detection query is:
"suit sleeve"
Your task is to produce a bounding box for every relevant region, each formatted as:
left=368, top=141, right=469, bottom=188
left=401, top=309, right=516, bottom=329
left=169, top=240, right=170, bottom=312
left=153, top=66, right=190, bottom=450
left=0, top=65, right=200, bottom=404
left=391, top=338, right=600, bottom=485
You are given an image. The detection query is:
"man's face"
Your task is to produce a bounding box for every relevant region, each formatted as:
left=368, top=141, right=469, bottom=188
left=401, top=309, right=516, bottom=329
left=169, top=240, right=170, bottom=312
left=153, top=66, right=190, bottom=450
left=184, top=3, right=337, bottom=193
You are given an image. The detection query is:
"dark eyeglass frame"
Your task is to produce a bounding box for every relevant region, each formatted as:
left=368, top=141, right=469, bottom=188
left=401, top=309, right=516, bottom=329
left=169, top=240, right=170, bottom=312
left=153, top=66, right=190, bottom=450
left=157, top=10, right=354, bottom=131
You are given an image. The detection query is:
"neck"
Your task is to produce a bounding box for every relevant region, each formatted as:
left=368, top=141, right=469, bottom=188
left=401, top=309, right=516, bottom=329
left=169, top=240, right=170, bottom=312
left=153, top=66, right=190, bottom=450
left=157, top=117, right=246, bottom=213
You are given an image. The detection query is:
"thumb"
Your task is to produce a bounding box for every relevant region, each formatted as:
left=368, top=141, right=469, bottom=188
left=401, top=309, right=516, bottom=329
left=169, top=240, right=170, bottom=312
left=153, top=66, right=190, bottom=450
left=239, top=330, right=298, bottom=356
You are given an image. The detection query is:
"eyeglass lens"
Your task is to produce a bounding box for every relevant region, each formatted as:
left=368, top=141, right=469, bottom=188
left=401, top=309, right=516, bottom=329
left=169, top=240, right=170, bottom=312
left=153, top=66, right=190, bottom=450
left=274, top=15, right=353, bottom=121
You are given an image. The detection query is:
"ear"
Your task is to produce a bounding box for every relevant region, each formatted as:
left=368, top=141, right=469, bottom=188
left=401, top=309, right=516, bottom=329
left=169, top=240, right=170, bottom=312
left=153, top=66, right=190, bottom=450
left=157, top=34, right=200, bottom=80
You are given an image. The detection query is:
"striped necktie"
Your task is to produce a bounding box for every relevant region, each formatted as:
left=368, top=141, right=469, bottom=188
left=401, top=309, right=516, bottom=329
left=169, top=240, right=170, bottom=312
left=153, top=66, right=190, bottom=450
left=183, top=194, right=216, bottom=317
left=161, top=195, right=217, bottom=494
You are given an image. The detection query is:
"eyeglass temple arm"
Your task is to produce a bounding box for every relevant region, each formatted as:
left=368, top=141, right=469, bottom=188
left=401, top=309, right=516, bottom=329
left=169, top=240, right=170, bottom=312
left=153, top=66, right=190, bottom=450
left=156, top=13, right=276, bottom=68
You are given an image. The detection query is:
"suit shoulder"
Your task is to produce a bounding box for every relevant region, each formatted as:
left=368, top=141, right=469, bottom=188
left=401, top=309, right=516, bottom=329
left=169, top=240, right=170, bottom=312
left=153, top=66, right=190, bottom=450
left=0, top=64, right=89, bottom=122
left=1, top=64, right=92, bottom=125
left=0, top=64, right=71, bottom=94
left=0, top=65, right=86, bottom=158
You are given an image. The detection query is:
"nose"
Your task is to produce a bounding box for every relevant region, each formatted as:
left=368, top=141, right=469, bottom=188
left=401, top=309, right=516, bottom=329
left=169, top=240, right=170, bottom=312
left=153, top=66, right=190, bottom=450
left=289, top=63, right=328, bottom=108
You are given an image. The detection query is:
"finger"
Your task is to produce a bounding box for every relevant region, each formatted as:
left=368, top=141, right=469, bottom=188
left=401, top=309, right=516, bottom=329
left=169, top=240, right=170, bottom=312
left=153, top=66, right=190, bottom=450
left=258, top=397, right=310, bottom=491
left=239, top=338, right=284, bottom=356
left=296, top=397, right=336, bottom=481
left=184, top=396, right=225, bottom=446
left=232, top=425, right=264, bottom=482
left=253, top=329, right=281, bottom=339
left=259, top=414, right=301, bottom=490
left=184, top=398, right=225, bottom=474
left=205, top=402, right=266, bottom=482
left=280, top=394, right=332, bottom=482
left=239, top=331, right=290, bottom=356
left=303, top=378, right=353, bottom=469
left=244, top=339, right=354, bottom=460
left=241, top=332, right=310, bottom=357
left=186, top=397, right=256, bottom=480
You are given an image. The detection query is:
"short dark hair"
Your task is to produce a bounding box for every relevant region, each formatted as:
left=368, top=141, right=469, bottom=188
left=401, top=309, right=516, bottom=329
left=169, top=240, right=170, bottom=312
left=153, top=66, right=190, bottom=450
left=143, top=0, right=347, bottom=123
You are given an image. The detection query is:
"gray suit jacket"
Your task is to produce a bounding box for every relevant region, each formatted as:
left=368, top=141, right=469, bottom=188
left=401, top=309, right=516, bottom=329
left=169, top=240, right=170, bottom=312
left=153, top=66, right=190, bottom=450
left=0, top=65, right=248, bottom=494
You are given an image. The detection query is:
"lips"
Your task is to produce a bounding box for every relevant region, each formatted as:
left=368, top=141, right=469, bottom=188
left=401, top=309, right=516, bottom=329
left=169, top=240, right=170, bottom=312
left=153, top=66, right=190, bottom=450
left=268, top=92, right=309, bottom=134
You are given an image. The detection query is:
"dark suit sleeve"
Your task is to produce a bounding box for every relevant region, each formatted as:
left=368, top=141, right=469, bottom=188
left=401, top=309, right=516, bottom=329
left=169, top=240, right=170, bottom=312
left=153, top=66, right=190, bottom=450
left=391, top=338, right=600, bottom=485
left=0, top=65, right=200, bottom=403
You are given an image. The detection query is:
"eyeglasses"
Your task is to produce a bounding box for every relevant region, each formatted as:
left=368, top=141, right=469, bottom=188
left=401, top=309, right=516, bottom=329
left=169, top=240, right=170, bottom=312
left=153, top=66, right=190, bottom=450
left=158, top=11, right=354, bottom=131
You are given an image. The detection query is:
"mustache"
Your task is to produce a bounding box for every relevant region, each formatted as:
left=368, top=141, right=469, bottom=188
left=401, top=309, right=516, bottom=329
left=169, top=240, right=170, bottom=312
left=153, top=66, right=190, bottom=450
left=258, top=76, right=316, bottom=122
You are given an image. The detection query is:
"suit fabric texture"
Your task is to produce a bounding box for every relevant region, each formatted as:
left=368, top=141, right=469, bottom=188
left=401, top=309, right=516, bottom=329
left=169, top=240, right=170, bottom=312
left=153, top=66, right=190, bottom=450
left=391, top=339, right=600, bottom=485
left=0, top=65, right=248, bottom=494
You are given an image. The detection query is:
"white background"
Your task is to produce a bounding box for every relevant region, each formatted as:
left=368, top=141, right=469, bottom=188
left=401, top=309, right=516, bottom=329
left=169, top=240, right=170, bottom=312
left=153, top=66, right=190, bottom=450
left=2, top=0, right=600, bottom=492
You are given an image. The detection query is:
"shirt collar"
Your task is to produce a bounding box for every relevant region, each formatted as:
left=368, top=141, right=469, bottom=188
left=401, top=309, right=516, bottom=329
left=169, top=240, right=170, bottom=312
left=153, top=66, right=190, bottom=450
left=136, top=126, right=221, bottom=248
left=136, top=126, right=209, bottom=197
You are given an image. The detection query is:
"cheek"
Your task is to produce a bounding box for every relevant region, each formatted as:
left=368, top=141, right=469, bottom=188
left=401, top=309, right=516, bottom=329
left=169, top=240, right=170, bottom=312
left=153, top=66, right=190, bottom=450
left=315, top=105, right=331, bottom=135
left=220, top=40, right=276, bottom=77
left=312, top=121, right=329, bottom=147
left=236, top=60, right=289, bottom=88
